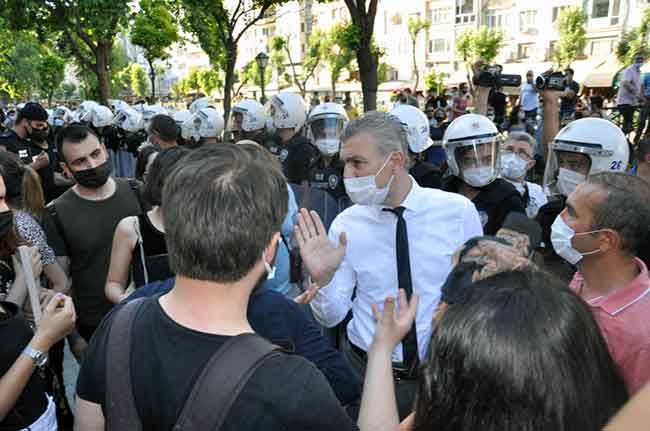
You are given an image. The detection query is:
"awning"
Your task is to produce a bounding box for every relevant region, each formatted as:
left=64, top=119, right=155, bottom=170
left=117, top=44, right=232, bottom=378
left=583, top=57, right=623, bottom=88
left=378, top=80, right=414, bottom=92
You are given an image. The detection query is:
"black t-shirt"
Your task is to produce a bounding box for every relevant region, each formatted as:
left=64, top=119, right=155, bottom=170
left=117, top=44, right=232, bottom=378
left=560, top=80, right=580, bottom=113
left=0, top=302, right=47, bottom=430
left=41, top=179, right=144, bottom=327
left=76, top=298, right=358, bottom=431
left=308, top=155, right=347, bottom=201
left=442, top=177, right=526, bottom=235
left=488, top=90, right=507, bottom=118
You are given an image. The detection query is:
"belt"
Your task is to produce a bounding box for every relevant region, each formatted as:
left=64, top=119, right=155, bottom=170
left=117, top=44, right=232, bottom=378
left=350, top=343, right=416, bottom=380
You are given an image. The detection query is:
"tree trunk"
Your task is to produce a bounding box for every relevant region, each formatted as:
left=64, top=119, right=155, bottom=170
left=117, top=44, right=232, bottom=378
left=412, top=40, right=419, bottom=93
left=222, top=41, right=237, bottom=140
left=357, top=42, right=378, bottom=112
left=96, top=43, right=111, bottom=106
left=331, top=74, right=337, bottom=100
left=148, top=59, right=156, bottom=102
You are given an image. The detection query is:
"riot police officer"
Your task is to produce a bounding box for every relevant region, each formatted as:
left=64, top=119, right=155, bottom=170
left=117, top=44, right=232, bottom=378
left=230, top=99, right=268, bottom=144
left=181, top=107, right=224, bottom=148
left=442, top=113, right=525, bottom=234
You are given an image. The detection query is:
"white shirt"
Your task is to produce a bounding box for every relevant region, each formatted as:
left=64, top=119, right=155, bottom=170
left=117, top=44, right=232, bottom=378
left=310, top=178, right=483, bottom=361
left=520, top=83, right=539, bottom=112
left=508, top=179, right=548, bottom=218
left=617, top=65, right=642, bottom=106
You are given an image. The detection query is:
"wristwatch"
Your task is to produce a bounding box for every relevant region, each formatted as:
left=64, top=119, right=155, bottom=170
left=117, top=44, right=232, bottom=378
left=22, top=346, right=48, bottom=367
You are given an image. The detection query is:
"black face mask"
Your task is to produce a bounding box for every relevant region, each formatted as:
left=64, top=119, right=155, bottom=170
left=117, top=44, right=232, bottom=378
left=71, top=159, right=112, bottom=189
left=29, top=127, right=49, bottom=142
left=0, top=210, right=14, bottom=239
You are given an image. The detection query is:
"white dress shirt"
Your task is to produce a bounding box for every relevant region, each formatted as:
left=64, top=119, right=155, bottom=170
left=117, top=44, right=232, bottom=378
left=507, top=179, right=548, bottom=219
left=310, top=178, right=483, bottom=362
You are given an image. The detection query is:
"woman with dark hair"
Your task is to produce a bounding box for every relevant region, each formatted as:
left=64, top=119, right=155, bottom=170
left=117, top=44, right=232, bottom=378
left=134, top=145, right=159, bottom=182
left=105, top=147, right=188, bottom=303
left=0, top=152, right=67, bottom=295
left=357, top=267, right=628, bottom=431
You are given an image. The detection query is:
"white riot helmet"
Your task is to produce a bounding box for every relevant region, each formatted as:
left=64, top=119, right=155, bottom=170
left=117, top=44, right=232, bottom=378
left=181, top=107, right=224, bottom=142
left=306, top=102, right=348, bottom=156
left=189, top=97, right=212, bottom=114
left=54, top=106, right=73, bottom=123
left=389, top=105, right=432, bottom=154
left=173, top=110, right=191, bottom=127
left=231, top=99, right=267, bottom=133
left=109, top=99, right=129, bottom=112
left=76, top=101, right=100, bottom=123
left=141, top=105, right=169, bottom=129
left=543, top=118, right=629, bottom=197
left=92, top=105, right=115, bottom=128
left=113, top=107, right=144, bottom=133
left=442, top=113, right=501, bottom=188
left=268, top=92, right=307, bottom=133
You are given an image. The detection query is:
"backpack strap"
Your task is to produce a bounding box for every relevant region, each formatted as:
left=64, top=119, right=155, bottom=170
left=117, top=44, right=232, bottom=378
left=132, top=216, right=149, bottom=285
left=46, top=203, right=70, bottom=254
left=105, top=298, right=147, bottom=431
left=172, top=333, right=281, bottom=431
left=127, top=178, right=146, bottom=214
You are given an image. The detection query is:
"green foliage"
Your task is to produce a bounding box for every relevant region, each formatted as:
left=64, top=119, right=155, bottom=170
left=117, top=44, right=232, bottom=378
left=131, top=0, right=180, bottom=64
left=323, top=23, right=357, bottom=93
left=61, top=82, right=77, bottom=101
left=377, top=63, right=390, bottom=85
left=242, top=61, right=273, bottom=88
left=407, top=17, right=430, bottom=40
left=617, top=7, right=650, bottom=65
left=38, top=54, right=66, bottom=102
left=554, top=6, right=587, bottom=67
left=424, top=70, right=448, bottom=93
left=77, top=43, right=130, bottom=99
left=0, top=33, right=42, bottom=99
left=197, top=69, right=223, bottom=96
left=456, top=27, right=503, bottom=63
left=129, top=64, right=149, bottom=97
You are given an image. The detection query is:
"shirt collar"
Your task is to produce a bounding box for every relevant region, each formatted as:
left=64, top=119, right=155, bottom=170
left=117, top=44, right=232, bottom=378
left=588, top=258, right=650, bottom=316
left=377, top=176, right=422, bottom=214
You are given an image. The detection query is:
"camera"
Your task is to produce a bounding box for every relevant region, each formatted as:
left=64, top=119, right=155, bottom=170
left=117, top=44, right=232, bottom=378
left=473, top=64, right=522, bottom=88
left=535, top=72, right=566, bottom=91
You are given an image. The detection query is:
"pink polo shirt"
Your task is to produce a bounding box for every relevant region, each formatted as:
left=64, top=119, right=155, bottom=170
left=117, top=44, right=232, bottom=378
left=570, top=258, right=650, bottom=394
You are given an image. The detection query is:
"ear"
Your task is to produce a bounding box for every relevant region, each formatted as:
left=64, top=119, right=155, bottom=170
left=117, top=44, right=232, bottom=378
left=597, top=229, right=619, bottom=254
left=60, top=162, right=72, bottom=178
left=526, top=159, right=536, bottom=170
left=391, top=151, right=406, bottom=171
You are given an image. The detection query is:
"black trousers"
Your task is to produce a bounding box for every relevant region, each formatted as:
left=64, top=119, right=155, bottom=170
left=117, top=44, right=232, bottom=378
left=619, top=104, right=635, bottom=134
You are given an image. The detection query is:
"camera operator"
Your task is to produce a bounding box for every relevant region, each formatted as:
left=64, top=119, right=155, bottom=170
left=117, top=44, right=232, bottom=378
left=559, top=68, right=580, bottom=121
left=488, top=86, right=507, bottom=129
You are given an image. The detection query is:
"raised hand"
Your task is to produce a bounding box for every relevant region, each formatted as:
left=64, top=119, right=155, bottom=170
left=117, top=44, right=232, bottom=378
left=32, top=294, right=76, bottom=351
left=370, top=289, right=419, bottom=353
left=293, top=279, right=322, bottom=305
left=295, top=208, right=346, bottom=287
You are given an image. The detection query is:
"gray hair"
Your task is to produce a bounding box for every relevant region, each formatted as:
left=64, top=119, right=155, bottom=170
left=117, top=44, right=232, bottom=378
left=587, top=172, right=650, bottom=255
left=504, top=132, right=536, bottom=149
left=341, top=111, right=409, bottom=158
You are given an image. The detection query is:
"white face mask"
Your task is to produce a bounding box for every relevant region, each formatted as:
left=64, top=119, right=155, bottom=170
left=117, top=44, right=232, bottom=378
left=463, top=166, right=493, bottom=188
left=551, top=215, right=602, bottom=265
left=501, top=152, right=528, bottom=180
left=557, top=168, right=586, bottom=196
left=315, top=138, right=339, bottom=156
left=344, top=153, right=394, bottom=206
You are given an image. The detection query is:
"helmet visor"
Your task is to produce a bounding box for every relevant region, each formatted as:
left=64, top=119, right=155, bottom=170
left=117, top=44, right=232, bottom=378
left=543, top=150, right=592, bottom=197
left=309, top=117, right=345, bottom=144
left=453, top=140, right=499, bottom=186
left=230, top=111, right=244, bottom=132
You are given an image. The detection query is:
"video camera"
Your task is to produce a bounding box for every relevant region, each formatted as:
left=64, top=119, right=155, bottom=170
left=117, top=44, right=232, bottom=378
left=535, top=71, right=566, bottom=91
left=473, top=64, right=522, bottom=88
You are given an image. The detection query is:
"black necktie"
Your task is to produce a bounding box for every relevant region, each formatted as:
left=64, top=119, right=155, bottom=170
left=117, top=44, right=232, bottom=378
left=383, top=206, right=419, bottom=375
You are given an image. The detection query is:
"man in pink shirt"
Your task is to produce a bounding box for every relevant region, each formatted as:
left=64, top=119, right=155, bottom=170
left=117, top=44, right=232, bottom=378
left=551, top=172, right=650, bottom=394
left=616, top=53, right=644, bottom=134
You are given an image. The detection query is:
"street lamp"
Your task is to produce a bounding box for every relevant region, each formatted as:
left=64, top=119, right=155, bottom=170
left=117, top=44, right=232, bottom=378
left=255, top=52, right=269, bottom=104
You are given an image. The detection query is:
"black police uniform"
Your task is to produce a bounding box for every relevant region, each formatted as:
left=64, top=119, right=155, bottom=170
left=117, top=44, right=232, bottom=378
left=0, top=129, right=29, bottom=155
left=308, top=154, right=347, bottom=202
left=535, top=196, right=577, bottom=283
left=442, top=176, right=526, bottom=235
left=266, top=134, right=320, bottom=184
left=409, top=160, right=442, bottom=189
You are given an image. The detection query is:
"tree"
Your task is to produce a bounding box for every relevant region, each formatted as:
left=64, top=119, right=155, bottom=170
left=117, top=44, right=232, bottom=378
left=323, top=24, right=357, bottom=99
left=197, top=69, right=223, bottom=96
left=0, top=0, right=131, bottom=105
left=61, top=83, right=77, bottom=102
left=38, top=54, right=66, bottom=105
left=554, top=6, right=587, bottom=68
left=456, top=27, right=503, bottom=90
left=377, top=62, right=390, bottom=86
left=129, top=64, right=149, bottom=98
left=617, top=7, right=650, bottom=65
left=131, top=0, right=180, bottom=101
left=326, top=0, right=381, bottom=111
left=76, top=42, right=130, bottom=100
left=179, top=0, right=287, bottom=128
left=408, top=17, right=430, bottom=93
left=424, top=70, right=448, bottom=94
left=0, top=33, right=42, bottom=100
left=272, top=33, right=325, bottom=97
left=171, top=81, right=184, bottom=100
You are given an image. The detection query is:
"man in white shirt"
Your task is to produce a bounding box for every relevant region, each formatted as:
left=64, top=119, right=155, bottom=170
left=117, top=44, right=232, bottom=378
left=520, top=70, right=539, bottom=121
left=295, top=111, right=482, bottom=417
left=500, top=132, right=547, bottom=218
left=617, top=53, right=644, bottom=134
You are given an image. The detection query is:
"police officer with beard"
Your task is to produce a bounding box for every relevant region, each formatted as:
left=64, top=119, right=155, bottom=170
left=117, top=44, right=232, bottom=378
left=441, top=113, right=525, bottom=234
left=265, top=92, right=319, bottom=184
left=305, top=103, right=348, bottom=202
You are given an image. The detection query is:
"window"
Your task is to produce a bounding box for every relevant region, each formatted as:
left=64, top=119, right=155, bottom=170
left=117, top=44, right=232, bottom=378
left=428, top=38, right=449, bottom=54
left=455, top=0, right=475, bottom=23
left=428, top=7, right=452, bottom=24
left=592, top=0, right=609, bottom=18
left=519, top=10, right=537, bottom=32
left=552, top=6, right=567, bottom=22
left=518, top=43, right=534, bottom=59
left=301, top=22, right=305, bottom=33
left=485, top=10, right=508, bottom=29
left=589, top=38, right=615, bottom=56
